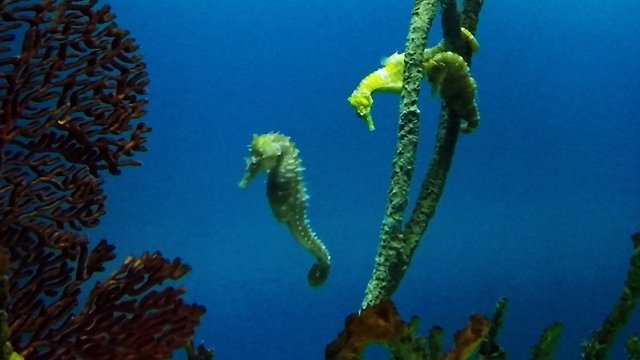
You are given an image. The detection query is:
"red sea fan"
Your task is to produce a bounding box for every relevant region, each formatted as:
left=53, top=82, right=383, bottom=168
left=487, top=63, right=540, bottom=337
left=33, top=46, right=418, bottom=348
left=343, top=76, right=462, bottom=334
left=0, top=1, right=206, bottom=358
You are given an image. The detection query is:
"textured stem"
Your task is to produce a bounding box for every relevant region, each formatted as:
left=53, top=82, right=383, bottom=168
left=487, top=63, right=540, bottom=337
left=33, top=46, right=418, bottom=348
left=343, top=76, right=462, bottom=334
left=582, top=232, right=640, bottom=359
left=440, top=0, right=464, bottom=54
left=401, top=104, right=460, bottom=254
left=400, top=0, right=469, bottom=254
left=361, top=0, right=438, bottom=309
left=460, top=0, right=485, bottom=36
left=362, top=0, right=485, bottom=309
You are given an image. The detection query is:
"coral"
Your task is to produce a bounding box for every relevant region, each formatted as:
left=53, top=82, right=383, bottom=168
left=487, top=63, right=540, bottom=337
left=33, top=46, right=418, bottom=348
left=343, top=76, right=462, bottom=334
left=627, top=335, right=640, bottom=360
left=0, top=247, right=22, bottom=360
left=324, top=299, right=411, bottom=360
left=582, top=231, right=640, bottom=359
left=477, top=298, right=508, bottom=360
left=0, top=0, right=150, bottom=176
left=444, top=314, right=489, bottom=360
left=0, top=1, right=206, bottom=358
left=361, top=0, right=483, bottom=309
left=427, top=326, right=444, bottom=359
left=4, top=236, right=205, bottom=359
left=185, top=338, right=216, bottom=360
left=332, top=0, right=640, bottom=358
left=347, top=28, right=479, bottom=132
left=325, top=299, right=488, bottom=360
left=530, top=323, right=563, bottom=360
left=239, top=133, right=331, bottom=287
left=424, top=51, right=479, bottom=133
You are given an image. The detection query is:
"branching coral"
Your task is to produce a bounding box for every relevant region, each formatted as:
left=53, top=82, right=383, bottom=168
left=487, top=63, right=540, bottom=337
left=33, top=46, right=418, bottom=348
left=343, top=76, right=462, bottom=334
left=185, top=338, right=216, bottom=360
left=477, top=298, right=508, bottom=360
left=325, top=299, right=489, bottom=360
left=3, top=233, right=205, bottom=359
left=239, top=133, right=331, bottom=287
left=0, top=1, right=206, bottom=358
left=0, top=0, right=150, bottom=176
left=0, top=247, right=22, bottom=360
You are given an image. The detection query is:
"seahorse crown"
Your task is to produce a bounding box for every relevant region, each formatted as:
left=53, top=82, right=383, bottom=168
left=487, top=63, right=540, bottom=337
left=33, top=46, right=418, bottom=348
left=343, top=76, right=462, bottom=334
left=239, top=133, right=286, bottom=189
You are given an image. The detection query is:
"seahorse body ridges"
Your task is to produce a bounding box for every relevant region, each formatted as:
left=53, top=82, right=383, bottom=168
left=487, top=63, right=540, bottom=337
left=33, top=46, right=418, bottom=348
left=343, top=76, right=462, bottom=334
left=239, top=133, right=331, bottom=287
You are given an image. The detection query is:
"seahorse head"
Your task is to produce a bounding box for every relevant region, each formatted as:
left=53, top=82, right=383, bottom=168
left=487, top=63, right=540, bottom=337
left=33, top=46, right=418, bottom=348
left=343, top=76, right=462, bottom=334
left=238, top=133, right=283, bottom=189
left=424, top=59, right=448, bottom=98
left=347, top=92, right=375, bottom=131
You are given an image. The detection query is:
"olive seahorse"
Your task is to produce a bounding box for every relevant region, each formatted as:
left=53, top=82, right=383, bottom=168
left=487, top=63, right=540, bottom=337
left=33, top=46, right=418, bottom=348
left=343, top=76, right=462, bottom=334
left=239, top=133, right=331, bottom=287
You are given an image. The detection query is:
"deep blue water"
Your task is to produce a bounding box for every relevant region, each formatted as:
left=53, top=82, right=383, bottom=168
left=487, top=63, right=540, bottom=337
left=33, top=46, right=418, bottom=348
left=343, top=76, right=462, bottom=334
left=91, top=0, right=640, bottom=358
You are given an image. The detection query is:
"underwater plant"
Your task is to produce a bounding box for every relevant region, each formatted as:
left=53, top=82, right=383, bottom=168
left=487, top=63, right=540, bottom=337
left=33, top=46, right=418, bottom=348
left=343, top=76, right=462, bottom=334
left=325, top=0, right=640, bottom=359
left=0, top=1, right=208, bottom=358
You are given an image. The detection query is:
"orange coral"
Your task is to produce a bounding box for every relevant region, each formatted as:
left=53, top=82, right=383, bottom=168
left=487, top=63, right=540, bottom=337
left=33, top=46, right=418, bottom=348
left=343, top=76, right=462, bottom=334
left=444, top=314, right=490, bottom=360
left=325, top=299, right=407, bottom=360
left=327, top=300, right=489, bottom=360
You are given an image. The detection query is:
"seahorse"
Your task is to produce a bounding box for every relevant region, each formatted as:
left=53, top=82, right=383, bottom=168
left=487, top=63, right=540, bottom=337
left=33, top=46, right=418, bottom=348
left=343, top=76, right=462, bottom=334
left=239, top=133, right=331, bottom=287
left=424, top=51, right=479, bottom=133
left=347, top=27, right=480, bottom=132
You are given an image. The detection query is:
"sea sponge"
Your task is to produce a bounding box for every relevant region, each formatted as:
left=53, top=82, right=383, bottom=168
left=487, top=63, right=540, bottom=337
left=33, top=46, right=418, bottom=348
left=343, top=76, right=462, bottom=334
left=325, top=299, right=409, bottom=359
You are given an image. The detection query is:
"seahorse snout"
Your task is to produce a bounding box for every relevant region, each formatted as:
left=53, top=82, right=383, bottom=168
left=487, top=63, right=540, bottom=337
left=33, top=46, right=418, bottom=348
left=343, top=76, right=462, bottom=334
left=238, top=157, right=260, bottom=189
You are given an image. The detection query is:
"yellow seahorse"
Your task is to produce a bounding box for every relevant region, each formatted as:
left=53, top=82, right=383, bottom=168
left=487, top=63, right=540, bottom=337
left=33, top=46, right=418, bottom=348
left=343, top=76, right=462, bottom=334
left=347, top=28, right=479, bottom=132
left=239, top=133, right=331, bottom=287
left=348, top=52, right=405, bottom=131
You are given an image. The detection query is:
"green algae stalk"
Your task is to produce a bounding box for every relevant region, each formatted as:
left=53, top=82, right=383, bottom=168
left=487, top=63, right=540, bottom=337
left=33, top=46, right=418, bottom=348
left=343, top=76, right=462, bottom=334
left=0, top=255, right=9, bottom=360
left=0, top=248, right=22, bottom=360
left=478, top=298, right=509, bottom=360
left=582, top=232, right=640, bottom=360
left=531, top=323, right=563, bottom=360
left=427, top=326, right=445, bottom=359
left=361, top=0, right=438, bottom=309
left=626, top=335, right=640, bottom=360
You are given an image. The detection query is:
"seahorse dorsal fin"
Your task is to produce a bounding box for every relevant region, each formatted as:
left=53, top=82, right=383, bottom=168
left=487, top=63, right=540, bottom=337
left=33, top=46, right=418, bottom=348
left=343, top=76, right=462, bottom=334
left=380, top=52, right=400, bottom=66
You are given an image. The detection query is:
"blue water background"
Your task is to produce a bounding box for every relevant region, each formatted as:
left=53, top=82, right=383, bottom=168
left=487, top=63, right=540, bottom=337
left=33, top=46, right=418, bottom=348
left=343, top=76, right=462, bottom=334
left=92, top=0, right=640, bottom=358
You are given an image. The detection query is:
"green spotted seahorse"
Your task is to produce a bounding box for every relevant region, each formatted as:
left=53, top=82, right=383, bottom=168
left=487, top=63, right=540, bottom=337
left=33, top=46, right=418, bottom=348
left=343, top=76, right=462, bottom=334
left=239, top=133, right=331, bottom=287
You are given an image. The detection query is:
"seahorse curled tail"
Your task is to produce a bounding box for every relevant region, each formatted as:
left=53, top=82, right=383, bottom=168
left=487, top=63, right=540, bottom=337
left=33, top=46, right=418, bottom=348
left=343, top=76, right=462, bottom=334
left=239, top=133, right=331, bottom=287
